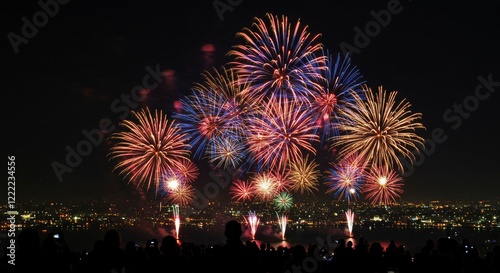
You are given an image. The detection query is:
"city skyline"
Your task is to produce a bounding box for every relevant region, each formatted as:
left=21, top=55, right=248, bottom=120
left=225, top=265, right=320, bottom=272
left=3, top=0, right=500, bottom=204
left=4, top=197, right=499, bottom=256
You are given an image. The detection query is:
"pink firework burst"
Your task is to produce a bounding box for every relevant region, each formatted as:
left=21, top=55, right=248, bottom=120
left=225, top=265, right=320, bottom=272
left=229, top=179, right=255, bottom=202
left=362, top=166, right=404, bottom=206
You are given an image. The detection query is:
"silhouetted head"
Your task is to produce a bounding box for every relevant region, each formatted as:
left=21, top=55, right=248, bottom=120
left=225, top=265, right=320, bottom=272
left=41, top=232, right=59, bottom=253
left=368, top=241, right=384, bottom=256
left=125, top=241, right=138, bottom=253
left=103, top=229, right=121, bottom=248
left=224, top=220, right=242, bottom=241
left=260, top=242, right=267, bottom=251
left=160, top=235, right=179, bottom=255
left=291, top=244, right=307, bottom=260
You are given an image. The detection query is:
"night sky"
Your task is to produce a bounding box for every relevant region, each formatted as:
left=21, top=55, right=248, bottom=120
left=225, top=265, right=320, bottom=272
left=3, top=0, right=500, bottom=203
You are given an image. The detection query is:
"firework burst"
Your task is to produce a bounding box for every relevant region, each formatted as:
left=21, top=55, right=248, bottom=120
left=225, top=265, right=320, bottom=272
left=193, top=66, right=258, bottom=137
left=228, top=12, right=326, bottom=101
left=247, top=97, right=319, bottom=172
left=207, top=136, right=247, bottom=170
left=163, top=178, right=195, bottom=207
left=331, top=85, right=425, bottom=173
left=172, top=89, right=230, bottom=159
left=274, top=191, right=294, bottom=211
left=363, top=166, right=404, bottom=205
left=251, top=172, right=279, bottom=202
left=170, top=159, right=199, bottom=184
left=288, top=154, right=321, bottom=195
left=270, top=169, right=292, bottom=193
left=107, top=107, right=191, bottom=194
left=309, top=51, right=365, bottom=143
left=324, top=153, right=367, bottom=204
left=229, top=179, right=255, bottom=202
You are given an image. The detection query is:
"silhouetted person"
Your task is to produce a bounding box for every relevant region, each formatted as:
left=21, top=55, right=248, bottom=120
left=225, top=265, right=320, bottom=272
left=104, top=229, right=127, bottom=272
left=144, top=238, right=161, bottom=263
left=282, top=244, right=308, bottom=273
left=367, top=241, right=386, bottom=273
left=16, top=228, right=46, bottom=272
left=213, top=219, right=262, bottom=273
left=431, top=236, right=462, bottom=273
left=337, top=240, right=354, bottom=272
left=153, top=235, right=192, bottom=273
left=421, top=238, right=435, bottom=258
left=386, top=239, right=397, bottom=256
left=189, top=243, right=208, bottom=273
left=124, top=240, right=150, bottom=273
left=489, top=244, right=500, bottom=273
left=41, top=231, right=72, bottom=273
left=334, top=239, right=347, bottom=259
left=87, top=229, right=126, bottom=273
left=345, top=240, right=355, bottom=257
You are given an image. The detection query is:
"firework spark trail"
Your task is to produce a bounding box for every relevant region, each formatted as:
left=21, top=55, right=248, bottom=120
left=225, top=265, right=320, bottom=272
left=276, top=212, right=288, bottom=241
left=172, top=159, right=199, bottom=184
left=244, top=211, right=260, bottom=240
left=345, top=209, right=354, bottom=237
left=173, top=204, right=180, bottom=240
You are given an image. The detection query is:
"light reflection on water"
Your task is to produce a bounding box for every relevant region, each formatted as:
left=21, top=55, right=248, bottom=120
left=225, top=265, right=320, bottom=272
left=49, top=225, right=499, bottom=258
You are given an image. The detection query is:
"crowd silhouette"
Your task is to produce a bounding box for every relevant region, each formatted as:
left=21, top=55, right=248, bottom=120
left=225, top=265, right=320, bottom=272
left=2, top=221, right=500, bottom=273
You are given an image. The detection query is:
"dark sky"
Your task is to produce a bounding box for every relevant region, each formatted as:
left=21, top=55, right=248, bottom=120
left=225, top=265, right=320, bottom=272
left=3, top=0, right=500, bottom=203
